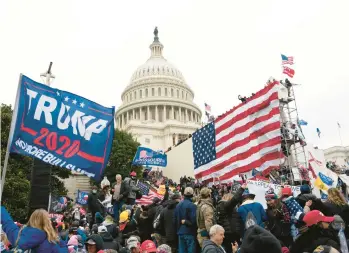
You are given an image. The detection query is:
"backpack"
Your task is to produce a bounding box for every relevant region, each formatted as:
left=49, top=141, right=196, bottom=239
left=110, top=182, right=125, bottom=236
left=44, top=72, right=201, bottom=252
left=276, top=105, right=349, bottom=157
left=153, top=205, right=163, bottom=229
left=245, top=211, right=257, bottom=229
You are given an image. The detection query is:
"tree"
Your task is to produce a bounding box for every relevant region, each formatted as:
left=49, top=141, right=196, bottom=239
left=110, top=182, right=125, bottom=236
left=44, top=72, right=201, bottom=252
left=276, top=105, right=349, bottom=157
left=1, top=104, right=70, bottom=222
left=94, top=129, right=142, bottom=186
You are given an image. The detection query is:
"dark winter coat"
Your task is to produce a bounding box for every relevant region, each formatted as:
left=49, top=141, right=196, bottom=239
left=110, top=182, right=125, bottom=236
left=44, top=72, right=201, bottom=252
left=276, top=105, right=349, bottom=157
left=295, top=193, right=317, bottom=208
left=290, top=226, right=341, bottom=253
left=217, top=187, right=244, bottom=236
left=201, top=239, right=226, bottom=253
left=100, top=231, right=120, bottom=251
left=160, top=200, right=179, bottom=243
left=174, top=197, right=197, bottom=236
left=87, top=192, right=103, bottom=214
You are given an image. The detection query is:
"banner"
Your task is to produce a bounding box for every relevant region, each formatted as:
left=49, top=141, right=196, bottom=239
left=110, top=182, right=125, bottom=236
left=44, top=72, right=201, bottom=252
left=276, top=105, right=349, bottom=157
left=132, top=147, right=167, bottom=167
left=76, top=190, right=89, bottom=205
left=247, top=180, right=301, bottom=209
left=9, top=75, right=115, bottom=181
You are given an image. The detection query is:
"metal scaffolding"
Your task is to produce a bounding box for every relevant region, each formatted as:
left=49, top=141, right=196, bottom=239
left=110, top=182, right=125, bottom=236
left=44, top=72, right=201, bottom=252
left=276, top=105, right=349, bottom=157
left=278, top=79, right=308, bottom=185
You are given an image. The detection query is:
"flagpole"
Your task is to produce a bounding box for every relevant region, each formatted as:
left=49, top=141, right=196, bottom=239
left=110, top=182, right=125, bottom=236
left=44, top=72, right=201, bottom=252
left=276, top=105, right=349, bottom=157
left=0, top=74, right=23, bottom=202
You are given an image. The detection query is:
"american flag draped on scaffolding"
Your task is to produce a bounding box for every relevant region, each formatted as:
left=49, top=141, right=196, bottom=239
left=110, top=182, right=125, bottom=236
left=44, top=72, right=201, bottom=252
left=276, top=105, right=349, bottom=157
left=193, top=80, right=282, bottom=183
left=136, top=181, right=164, bottom=205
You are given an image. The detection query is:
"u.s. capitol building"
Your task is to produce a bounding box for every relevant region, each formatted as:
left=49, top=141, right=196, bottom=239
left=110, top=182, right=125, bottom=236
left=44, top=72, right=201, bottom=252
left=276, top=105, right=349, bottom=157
left=115, top=28, right=202, bottom=151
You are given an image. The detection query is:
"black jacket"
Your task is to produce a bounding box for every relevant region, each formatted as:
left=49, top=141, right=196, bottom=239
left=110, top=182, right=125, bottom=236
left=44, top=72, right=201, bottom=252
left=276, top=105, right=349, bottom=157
left=160, top=200, right=179, bottom=243
left=217, top=187, right=244, bottom=235
left=290, top=226, right=340, bottom=253
left=100, top=231, right=120, bottom=251
left=87, top=192, right=103, bottom=214
left=295, top=193, right=317, bottom=208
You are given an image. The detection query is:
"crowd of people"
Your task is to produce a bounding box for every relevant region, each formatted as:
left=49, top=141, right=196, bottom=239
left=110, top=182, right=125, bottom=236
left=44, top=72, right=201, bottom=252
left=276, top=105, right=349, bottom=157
left=1, top=169, right=349, bottom=253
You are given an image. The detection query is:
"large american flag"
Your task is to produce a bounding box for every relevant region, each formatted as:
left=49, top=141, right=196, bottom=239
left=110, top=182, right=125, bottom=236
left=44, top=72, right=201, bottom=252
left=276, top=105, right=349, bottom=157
left=136, top=181, right=164, bottom=205
left=193, top=80, right=282, bottom=184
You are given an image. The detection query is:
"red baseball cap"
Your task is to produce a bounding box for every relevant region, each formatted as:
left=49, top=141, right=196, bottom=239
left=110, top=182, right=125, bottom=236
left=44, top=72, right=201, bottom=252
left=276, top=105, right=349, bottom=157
left=281, top=187, right=292, bottom=197
left=140, top=240, right=157, bottom=252
left=303, top=210, right=335, bottom=227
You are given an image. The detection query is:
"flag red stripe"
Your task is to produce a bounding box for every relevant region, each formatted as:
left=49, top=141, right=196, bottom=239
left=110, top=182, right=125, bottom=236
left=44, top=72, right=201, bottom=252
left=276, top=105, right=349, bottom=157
left=204, top=151, right=281, bottom=183
left=196, top=137, right=281, bottom=179
left=216, top=106, right=280, bottom=147
left=216, top=93, right=279, bottom=137
left=216, top=121, right=281, bottom=158
left=215, top=81, right=278, bottom=125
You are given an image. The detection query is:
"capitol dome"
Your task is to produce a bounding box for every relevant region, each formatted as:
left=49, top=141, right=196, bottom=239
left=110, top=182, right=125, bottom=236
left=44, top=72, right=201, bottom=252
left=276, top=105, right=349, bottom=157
left=115, top=28, right=202, bottom=152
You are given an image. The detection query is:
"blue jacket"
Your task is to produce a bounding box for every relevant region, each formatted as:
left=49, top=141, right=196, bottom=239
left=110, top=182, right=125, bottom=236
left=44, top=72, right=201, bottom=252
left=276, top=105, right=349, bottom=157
left=1, top=206, right=68, bottom=253
left=237, top=201, right=267, bottom=228
left=173, top=198, right=197, bottom=236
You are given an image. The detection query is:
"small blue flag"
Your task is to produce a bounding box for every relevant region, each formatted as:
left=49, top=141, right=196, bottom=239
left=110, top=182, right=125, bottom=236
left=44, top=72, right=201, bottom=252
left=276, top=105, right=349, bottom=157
left=298, top=119, right=308, bottom=126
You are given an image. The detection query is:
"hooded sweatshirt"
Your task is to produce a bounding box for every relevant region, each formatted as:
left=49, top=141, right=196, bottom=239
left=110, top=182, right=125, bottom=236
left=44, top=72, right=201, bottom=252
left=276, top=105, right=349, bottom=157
left=1, top=206, right=68, bottom=253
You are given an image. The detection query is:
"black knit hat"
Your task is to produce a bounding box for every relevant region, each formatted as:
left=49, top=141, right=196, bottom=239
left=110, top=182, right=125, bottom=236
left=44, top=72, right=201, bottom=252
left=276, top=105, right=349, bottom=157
left=240, top=225, right=282, bottom=253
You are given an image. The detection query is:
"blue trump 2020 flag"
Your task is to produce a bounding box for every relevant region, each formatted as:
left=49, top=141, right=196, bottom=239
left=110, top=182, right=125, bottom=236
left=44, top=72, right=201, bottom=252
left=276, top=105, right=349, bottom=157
left=9, top=75, right=115, bottom=181
left=132, top=147, right=167, bottom=167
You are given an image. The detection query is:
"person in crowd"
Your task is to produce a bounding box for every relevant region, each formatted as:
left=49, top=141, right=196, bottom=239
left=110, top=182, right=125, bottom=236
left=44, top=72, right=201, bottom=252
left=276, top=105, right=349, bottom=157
left=85, top=234, right=104, bottom=253
left=216, top=183, right=245, bottom=252
left=237, top=225, right=283, bottom=253
left=157, top=244, right=172, bottom=253
left=312, top=245, right=340, bottom=253
left=88, top=186, right=104, bottom=228
left=119, top=210, right=138, bottom=245
left=95, top=212, right=105, bottom=227
left=174, top=187, right=197, bottom=253
left=1, top=206, right=68, bottom=252
left=137, top=206, right=153, bottom=242
left=140, top=240, right=157, bottom=253
left=97, top=225, right=119, bottom=251
left=102, top=215, right=118, bottom=239
left=238, top=189, right=267, bottom=230
left=121, top=171, right=140, bottom=205
left=196, top=187, right=215, bottom=248
left=125, top=236, right=141, bottom=253
left=322, top=187, right=349, bottom=237
left=290, top=210, right=340, bottom=253
left=112, top=174, right=125, bottom=222
left=99, top=185, right=113, bottom=213
left=295, top=184, right=317, bottom=208
left=264, top=187, right=292, bottom=248
left=159, top=193, right=181, bottom=252
left=201, top=225, right=227, bottom=253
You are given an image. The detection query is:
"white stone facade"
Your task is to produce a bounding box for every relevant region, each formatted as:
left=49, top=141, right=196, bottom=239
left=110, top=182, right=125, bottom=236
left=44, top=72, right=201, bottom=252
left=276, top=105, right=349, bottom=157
left=115, top=30, right=202, bottom=151
left=323, top=146, right=349, bottom=167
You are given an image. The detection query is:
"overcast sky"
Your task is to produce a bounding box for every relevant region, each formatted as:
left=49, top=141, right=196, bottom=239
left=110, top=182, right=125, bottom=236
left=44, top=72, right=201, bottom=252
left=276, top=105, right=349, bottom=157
left=0, top=0, right=348, bottom=150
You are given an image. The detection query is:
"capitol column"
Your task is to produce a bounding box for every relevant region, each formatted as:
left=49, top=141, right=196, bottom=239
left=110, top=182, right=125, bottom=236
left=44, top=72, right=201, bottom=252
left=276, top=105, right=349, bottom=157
left=163, top=105, right=166, bottom=121
left=126, top=111, right=129, bottom=124
left=147, top=106, right=150, bottom=121
left=155, top=105, right=159, bottom=122
left=120, top=115, right=123, bottom=129
left=191, top=111, right=193, bottom=122
left=133, top=109, right=135, bottom=120
left=185, top=108, right=188, bottom=122
left=171, top=106, right=174, bottom=120
left=179, top=107, right=182, bottom=121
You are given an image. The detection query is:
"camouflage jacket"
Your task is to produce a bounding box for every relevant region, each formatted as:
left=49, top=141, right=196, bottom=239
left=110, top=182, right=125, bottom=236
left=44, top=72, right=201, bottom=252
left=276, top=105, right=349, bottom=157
left=196, top=198, right=215, bottom=232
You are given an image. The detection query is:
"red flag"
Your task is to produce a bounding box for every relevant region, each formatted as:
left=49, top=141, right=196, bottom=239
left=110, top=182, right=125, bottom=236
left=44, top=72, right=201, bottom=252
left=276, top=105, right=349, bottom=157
left=282, top=66, right=295, bottom=78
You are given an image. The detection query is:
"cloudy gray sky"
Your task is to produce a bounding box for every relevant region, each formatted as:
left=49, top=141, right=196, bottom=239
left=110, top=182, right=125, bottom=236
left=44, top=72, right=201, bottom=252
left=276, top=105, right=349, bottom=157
left=0, top=0, right=348, bottom=149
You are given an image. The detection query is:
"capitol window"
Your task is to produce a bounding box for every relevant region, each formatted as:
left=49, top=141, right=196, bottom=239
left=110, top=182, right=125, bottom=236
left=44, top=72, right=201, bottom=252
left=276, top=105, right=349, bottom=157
left=145, top=88, right=148, bottom=97
left=182, top=90, right=184, bottom=98
left=171, top=89, right=174, bottom=97
left=140, top=90, right=143, bottom=98
left=152, top=88, right=155, bottom=96
left=177, top=90, right=179, bottom=98
left=165, top=88, right=168, bottom=96
left=134, top=91, right=136, bottom=99
left=158, top=87, right=161, bottom=96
